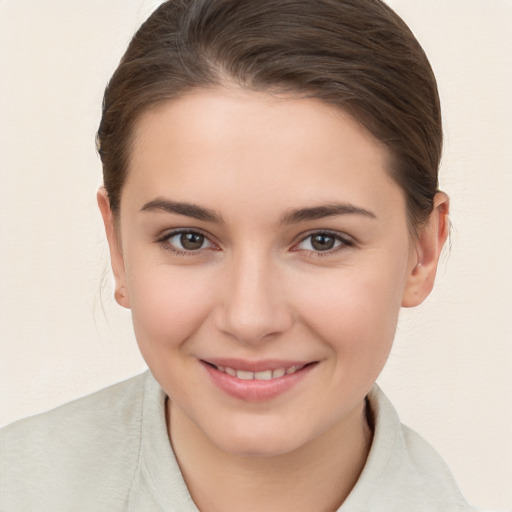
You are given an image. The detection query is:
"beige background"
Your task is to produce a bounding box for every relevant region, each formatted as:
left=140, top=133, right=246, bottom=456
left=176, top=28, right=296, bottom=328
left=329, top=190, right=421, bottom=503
left=0, top=1, right=510, bottom=510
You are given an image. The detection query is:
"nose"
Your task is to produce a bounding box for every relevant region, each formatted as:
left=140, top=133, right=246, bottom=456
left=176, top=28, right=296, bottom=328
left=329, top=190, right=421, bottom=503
left=214, top=251, right=293, bottom=345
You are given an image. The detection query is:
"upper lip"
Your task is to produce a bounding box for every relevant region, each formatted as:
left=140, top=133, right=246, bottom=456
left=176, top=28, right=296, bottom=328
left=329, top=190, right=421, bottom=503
left=201, top=358, right=315, bottom=372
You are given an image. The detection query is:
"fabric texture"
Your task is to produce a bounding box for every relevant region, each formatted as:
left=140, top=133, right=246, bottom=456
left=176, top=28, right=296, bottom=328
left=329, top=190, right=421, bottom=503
left=0, top=371, right=477, bottom=511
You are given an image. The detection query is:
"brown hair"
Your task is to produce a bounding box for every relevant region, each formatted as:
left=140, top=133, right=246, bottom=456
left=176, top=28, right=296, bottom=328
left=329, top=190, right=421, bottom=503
left=97, top=0, right=442, bottom=230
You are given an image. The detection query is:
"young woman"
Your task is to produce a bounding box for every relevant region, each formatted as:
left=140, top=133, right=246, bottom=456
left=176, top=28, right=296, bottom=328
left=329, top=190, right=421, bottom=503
left=0, top=0, right=480, bottom=510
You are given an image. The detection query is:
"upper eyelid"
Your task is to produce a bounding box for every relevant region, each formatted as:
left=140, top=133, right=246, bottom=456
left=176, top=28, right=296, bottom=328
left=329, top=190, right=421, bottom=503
left=296, top=229, right=355, bottom=244
left=157, top=227, right=212, bottom=241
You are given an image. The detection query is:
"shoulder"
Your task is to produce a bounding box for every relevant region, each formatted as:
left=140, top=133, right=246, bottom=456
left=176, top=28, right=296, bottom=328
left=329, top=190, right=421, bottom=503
left=398, top=423, right=474, bottom=509
left=0, top=371, right=150, bottom=512
left=342, top=385, right=478, bottom=512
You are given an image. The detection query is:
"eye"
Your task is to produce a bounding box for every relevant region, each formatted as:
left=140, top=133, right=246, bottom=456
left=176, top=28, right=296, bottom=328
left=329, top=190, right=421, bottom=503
left=294, top=231, right=353, bottom=253
left=160, top=230, right=215, bottom=253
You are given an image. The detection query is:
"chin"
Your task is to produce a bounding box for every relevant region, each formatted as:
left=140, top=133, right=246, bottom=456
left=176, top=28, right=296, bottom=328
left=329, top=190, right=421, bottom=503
left=207, top=417, right=311, bottom=458
left=218, top=435, right=301, bottom=459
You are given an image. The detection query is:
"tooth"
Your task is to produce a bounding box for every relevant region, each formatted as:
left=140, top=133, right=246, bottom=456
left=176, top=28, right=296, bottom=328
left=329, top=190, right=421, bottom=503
left=272, top=368, right=285, bottom=378
left=225, top=367, right=237, bottom=376
left=216, top=365, right=225, bottom=372
left=237, top=370, right=254, bottom=380
left=254, top=370, right=272, bottom=380
left=285, top=365, right=298, bottom=375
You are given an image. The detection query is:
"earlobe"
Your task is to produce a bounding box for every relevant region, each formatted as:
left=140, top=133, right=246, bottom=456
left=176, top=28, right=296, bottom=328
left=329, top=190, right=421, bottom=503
left=402, top=192, right=450, bottom=308
left=97, top=188, right=131, bottom=309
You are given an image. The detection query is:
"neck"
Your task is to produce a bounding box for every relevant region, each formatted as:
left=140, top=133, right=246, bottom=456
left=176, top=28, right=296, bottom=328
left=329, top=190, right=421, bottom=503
left=167, top=399, right=372, bottom=512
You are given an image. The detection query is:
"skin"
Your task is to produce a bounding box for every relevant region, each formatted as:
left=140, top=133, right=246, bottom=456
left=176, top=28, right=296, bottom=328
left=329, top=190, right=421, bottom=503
left=98, top=87, right=449, bottom=512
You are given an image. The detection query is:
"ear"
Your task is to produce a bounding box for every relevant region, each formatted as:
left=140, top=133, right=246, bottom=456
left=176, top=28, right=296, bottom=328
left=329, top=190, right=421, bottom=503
left=402, top=192, right=450, bottom=308
left=97, top=188, right=131, bottom=309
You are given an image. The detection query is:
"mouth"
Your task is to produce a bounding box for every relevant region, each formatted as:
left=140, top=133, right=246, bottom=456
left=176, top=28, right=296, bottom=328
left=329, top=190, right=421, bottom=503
left=200, top=359, right=318, bottom=401
left=203, top=361, right=312, bottom=381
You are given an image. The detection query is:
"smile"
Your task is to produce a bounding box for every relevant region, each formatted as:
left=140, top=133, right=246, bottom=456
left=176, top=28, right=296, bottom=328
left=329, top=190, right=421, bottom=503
left=201, top=359, right=317, bottom=401
left=210, top=364, right=307, bottom=381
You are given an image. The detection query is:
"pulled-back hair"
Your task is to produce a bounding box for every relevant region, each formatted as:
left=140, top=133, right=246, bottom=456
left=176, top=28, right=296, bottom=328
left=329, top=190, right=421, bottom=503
left=97, top=0, right=442, bottom=230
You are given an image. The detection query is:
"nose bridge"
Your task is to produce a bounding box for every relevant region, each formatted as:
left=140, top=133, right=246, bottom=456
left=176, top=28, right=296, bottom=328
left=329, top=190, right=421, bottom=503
left=217, top=246, right=292, bottom=344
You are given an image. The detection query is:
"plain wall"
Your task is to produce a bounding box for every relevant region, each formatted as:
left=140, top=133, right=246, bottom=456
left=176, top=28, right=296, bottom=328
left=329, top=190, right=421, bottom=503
left=0, top=1, right=510, bottom=510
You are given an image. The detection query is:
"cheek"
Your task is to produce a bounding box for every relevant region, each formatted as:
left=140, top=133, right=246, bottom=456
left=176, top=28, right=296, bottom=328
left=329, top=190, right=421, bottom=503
left=125, top=263, right=215, bottom=356
left=292, top=260, right=407, bottom=360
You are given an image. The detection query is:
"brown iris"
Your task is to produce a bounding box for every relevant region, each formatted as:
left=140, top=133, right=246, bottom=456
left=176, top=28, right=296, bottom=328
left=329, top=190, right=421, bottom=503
left=311, top=234, right=336, bottom=251
left=180, top=232, right=205, bottom=250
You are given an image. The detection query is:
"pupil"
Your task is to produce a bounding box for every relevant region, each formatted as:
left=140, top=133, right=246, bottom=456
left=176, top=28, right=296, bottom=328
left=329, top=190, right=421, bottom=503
left=180, top=233, right=204, bottom=250
left=312, top=234, right=335, bottom=251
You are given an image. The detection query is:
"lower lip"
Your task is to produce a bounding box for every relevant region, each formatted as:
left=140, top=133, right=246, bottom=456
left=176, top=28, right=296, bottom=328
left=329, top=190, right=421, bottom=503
left=201, top=361, right=316, bottom=402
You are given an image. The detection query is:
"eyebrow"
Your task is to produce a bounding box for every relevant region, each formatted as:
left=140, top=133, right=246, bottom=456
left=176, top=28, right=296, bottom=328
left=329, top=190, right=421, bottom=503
left=140, top=199, right=223, bottom=223
left=140, top=198, right=376, bottom=224
left=280, top=203, right=377, bottom=224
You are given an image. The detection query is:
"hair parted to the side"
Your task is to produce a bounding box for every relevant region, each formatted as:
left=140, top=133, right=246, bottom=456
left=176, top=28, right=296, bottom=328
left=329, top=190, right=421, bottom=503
left=97, top=0, right=442, bottom=231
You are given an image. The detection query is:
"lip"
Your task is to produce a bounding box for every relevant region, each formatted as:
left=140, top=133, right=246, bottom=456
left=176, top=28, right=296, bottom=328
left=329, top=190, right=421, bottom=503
left=201, top=358, right=318, bottom=402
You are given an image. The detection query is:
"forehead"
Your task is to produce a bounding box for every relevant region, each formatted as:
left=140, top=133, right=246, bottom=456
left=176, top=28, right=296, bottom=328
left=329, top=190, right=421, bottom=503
left=124, top=88, right=403, bottom=222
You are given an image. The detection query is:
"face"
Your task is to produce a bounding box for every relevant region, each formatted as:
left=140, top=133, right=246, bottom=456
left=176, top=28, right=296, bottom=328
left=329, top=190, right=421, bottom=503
left=99, top=88, right=446, bottom=458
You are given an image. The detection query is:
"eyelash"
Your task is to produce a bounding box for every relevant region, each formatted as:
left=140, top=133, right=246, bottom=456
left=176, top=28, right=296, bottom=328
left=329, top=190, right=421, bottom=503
left=157, top=229, right=217, bottom=256
left=293, top=230, right=355, bottom=257
left=156, top=229, right=354, bottom=256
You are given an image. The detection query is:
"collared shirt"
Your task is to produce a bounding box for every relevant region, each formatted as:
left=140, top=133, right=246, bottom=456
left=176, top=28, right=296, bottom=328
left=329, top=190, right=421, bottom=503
left=0, top=371, right=477, bottom=511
